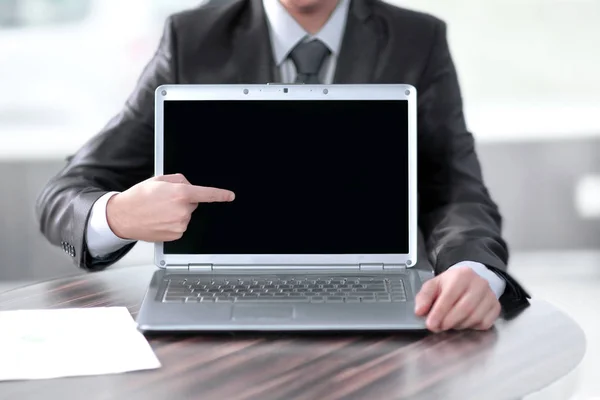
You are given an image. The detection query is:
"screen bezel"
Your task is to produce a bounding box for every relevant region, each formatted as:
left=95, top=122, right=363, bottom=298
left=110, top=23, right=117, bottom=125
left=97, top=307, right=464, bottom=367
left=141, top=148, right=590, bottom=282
left=154, top=84, right=417, bottom=268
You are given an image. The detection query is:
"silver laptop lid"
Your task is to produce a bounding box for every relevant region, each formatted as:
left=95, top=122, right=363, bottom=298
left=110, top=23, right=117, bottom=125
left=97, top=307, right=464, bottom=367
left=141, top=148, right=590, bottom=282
left=154, top=84, right=417, bottom=269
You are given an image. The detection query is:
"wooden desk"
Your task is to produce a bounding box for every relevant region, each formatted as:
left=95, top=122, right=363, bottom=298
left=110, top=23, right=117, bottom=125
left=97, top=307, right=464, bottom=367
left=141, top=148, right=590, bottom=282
left=0, top=266, right=586, bottom=400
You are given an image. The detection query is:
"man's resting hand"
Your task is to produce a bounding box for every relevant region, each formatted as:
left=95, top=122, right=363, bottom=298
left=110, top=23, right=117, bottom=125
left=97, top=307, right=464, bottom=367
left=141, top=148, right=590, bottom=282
left=415, top=266, right=502, bottom=332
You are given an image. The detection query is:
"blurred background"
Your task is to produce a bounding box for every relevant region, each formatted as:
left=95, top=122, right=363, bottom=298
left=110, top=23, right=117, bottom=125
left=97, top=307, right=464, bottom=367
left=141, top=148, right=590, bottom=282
left=0, top=0, right=598, bottom=398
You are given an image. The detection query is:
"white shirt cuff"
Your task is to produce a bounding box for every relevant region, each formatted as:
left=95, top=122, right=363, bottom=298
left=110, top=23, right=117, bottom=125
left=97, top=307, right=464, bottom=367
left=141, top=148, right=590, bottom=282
left=85, top=192, right=135, bottom=259
left=449, top=261, right=507, bottom=299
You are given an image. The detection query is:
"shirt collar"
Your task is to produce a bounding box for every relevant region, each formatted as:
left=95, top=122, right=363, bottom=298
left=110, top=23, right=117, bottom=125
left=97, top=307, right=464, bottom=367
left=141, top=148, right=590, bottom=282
left=262, top=0, right=350, bottom=66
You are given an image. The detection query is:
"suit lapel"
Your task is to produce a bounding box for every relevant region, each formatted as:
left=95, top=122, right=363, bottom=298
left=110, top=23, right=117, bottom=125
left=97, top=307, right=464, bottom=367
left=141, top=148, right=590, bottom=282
left=232, top=0, right=276, bottom=83
left=334, top=0, right=383, bottom=84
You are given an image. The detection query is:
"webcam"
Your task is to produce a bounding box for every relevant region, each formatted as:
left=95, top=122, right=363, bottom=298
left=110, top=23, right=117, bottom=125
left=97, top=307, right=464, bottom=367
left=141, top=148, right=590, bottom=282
left=283, top=88, right=288, bottom=93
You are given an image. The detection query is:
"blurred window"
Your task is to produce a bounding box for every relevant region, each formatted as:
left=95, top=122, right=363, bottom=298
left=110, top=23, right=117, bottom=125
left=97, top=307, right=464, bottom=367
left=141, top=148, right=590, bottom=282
left=0, top=0, right=91, bottom=28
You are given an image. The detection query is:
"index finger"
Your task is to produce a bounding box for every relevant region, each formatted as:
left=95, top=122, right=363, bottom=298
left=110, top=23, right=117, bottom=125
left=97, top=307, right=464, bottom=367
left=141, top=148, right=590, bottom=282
left=414, top=278, right=439, bottom=316
left=184, top=185, right=235, bottom=203
left=426, top=277, right=469, bottom=331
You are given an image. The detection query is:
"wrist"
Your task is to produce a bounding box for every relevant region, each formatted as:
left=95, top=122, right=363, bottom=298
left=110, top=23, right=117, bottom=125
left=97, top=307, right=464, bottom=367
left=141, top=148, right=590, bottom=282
left=106, top=193, right=130, bottom=240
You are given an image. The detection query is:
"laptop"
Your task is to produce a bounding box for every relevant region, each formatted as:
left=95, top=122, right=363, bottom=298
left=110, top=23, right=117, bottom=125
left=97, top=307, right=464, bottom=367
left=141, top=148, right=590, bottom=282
left=136, top=84, right=429, bottom=332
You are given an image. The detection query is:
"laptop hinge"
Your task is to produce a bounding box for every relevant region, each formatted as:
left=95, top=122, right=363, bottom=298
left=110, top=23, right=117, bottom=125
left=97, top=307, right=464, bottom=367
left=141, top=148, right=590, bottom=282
left=359, top=263, right=406, bottom=270
left=188, top=264, right=213, bottom=271
left=164, top=264, right=187, bottom=270
left=359, top=263, right=384, bottom=271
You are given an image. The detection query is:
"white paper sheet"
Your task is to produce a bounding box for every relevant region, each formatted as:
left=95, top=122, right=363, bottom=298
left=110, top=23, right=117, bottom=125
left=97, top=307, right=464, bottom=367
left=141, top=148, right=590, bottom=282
left=0, top=307, right=161, bottom=381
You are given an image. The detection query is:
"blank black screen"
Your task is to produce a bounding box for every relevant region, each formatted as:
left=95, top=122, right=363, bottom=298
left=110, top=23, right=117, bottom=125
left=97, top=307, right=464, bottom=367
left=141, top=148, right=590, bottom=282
left=163, top=100, right=409, bottom=254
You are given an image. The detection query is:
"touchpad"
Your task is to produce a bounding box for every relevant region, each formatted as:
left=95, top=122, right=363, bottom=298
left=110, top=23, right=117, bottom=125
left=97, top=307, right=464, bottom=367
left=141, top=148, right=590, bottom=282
left=231, top=305, right=295, bottom=321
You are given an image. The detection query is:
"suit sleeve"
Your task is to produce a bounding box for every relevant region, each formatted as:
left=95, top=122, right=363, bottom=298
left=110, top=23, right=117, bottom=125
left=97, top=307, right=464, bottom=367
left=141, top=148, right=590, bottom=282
left=417, top=20, right=530, bottom=313
left=35, top=18, right=178, bottom=271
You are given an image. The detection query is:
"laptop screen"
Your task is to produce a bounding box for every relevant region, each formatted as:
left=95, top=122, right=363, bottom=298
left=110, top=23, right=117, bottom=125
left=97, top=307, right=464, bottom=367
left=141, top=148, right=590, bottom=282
left=162, top=99, right=409, bottom=255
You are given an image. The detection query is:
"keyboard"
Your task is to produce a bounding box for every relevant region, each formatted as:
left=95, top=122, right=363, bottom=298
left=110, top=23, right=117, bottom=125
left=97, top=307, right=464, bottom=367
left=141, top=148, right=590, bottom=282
left=161, top=275, right=407, bottom=303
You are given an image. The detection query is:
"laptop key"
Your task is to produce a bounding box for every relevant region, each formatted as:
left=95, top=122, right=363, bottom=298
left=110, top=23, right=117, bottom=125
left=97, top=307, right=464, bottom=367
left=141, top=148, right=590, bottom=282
left=376, top=294, right=391, bottom=302
left=361, top=295, right=376, bottom=302
left=164, top=296, right=186, bottom=302
left=325, top=296, right=344, bottom=303
left=199, top=297, right=215, bottom=302
left=165, top=287, right=188, bottom=292
left=215, top=297, right=233, bottom=302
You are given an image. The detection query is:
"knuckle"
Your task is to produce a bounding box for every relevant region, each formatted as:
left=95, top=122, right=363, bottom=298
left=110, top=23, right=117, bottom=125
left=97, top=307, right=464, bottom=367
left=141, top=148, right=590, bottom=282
left=163, top=233, right=177, bottom=241
left=457, top=266, right=476, bottom=279
left=177, top=219, right=190, bottom=231
left=222, top=191, right=233, bottom=201
left=426, top=319, right=437, bottom=331
left=173, top=186, right=189, bottom=202
left=493, top=302, right=502, bottom=315
left=428, top=311, right=441, bottom=323
left=458, top=320, right=472, bottom=330
left=141, top=181, right=157, bottom=194
left=175, top=184, right=188, bottom=195
left=485, top=312, right=499, bottom=329
left=214, top=191, right=225, bottom=201
left=422, top=279, right=435, bottom=291
left=170, top=232, right=184, bottom=240
left=176, top=209, right=190, bottom=221
left=176, top=223, right=188, bottom=234
left=440, top=319, right=451, bottom=331
left=461, top=298, right=477, bottom=315
left=167, top=210, right=187, bottom=224
left=474, top=278, right=490, bottom=291
left=482, top=320, right=494, bottom=330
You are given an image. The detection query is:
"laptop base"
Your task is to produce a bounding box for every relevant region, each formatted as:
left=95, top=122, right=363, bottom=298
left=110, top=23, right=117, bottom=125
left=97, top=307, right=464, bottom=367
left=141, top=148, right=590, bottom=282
left=137, top=269, right=428, bottom=332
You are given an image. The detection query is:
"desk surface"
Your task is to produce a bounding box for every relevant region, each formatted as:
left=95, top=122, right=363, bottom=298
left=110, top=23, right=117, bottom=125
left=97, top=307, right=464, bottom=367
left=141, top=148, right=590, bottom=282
left=0, top=266, right=586, bottom=400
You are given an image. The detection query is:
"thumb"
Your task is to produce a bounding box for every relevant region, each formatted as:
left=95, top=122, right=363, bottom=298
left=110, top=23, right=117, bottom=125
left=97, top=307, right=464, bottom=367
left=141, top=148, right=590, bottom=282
left=415, top=278, right=440, bottom=316
left=154, top=173, right=190, bottom=184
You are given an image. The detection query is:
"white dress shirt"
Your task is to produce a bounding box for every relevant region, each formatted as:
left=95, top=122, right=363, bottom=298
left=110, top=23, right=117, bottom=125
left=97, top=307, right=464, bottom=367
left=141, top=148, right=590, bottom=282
left=86, top=0, right=506, bottom=299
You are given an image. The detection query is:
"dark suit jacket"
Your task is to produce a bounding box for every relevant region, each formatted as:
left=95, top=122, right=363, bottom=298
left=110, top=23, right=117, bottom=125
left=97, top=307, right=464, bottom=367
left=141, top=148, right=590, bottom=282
left=36, top=0, right=530, bottom=312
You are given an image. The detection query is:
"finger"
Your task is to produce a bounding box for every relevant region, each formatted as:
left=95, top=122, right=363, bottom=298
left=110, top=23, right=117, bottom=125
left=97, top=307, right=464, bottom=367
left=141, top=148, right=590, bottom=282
left=426, top=275, right=469, bottom=332
left=458, top=295, right=498, bottom=329
left=185, top=185, right=235, bottom=203
left=439, top=280, right=490, bottom=331
left=414, top=278, right=440, bottom=316
left=474, top=301, right=501, bottom=331
left=155, top=173, right=190, bottom=184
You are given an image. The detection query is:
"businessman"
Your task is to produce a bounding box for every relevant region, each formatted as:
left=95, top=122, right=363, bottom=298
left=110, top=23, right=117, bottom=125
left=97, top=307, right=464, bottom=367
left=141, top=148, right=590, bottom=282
left=36, top=0, right=530, bottom=332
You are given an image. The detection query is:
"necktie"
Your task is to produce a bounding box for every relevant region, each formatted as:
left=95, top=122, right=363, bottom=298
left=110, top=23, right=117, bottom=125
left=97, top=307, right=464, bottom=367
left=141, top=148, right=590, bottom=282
left=289, top=39, right=331, bottom=84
